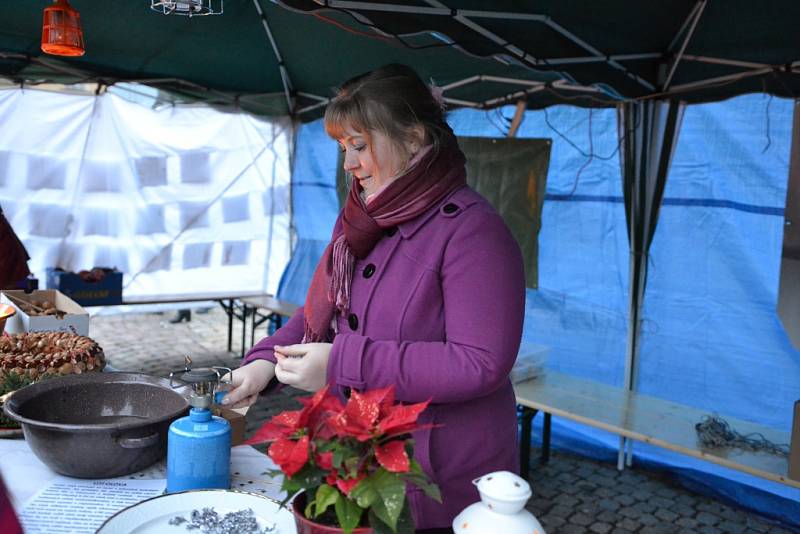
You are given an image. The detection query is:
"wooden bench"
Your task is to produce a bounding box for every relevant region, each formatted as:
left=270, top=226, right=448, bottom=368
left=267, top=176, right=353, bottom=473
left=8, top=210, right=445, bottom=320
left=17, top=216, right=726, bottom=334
left=514, top=371, right=798, bottom=489
left=239, top=295, right=299, bottom=351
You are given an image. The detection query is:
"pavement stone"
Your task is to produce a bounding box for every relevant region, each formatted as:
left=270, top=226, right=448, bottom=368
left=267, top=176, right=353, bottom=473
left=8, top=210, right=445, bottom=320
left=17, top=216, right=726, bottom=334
left=87, top=307, right=798, bottom=534
left=653, top=508, right=679, bottom=522
left=561, top=524, right=589, bottom=534
left=590, top=523, right=614, bottom=534
left=637, top=514, right=659, bottom=527
left=571, top=513, right=594, bottom=526
left=696, top=510, right=721, bottom=526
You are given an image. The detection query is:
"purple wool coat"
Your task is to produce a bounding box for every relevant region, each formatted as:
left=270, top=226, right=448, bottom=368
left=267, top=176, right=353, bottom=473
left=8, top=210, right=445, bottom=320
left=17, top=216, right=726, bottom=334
left=244, top=184, right=525, bottom=529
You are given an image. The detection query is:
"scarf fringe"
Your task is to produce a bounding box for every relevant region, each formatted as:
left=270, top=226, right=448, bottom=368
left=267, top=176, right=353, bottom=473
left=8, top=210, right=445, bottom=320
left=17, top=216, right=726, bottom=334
left=329, top=234, right=354, bottom=316
left=302, top=321, right=322, bottom=343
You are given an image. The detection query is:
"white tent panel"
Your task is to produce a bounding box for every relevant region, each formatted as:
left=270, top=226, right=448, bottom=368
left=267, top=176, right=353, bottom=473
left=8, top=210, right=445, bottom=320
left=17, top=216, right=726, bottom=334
left=0, top=88, right=292, bottom=298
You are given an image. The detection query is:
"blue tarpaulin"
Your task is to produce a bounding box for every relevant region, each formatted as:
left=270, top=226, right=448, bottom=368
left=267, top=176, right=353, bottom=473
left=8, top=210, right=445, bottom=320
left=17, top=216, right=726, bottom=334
left=284, top=94, right=800, bottom=526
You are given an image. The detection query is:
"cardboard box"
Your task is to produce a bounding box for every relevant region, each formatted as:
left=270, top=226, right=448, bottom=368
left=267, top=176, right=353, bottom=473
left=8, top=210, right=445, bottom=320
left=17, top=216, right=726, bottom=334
left=213, top=406, right=247, bottom=446
left=0, top=290, right=89, bottom=336
left=46, top=267, right=123, bottom=306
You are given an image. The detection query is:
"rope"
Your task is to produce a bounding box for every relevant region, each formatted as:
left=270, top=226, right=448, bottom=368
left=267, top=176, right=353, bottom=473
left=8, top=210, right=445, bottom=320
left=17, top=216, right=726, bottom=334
left=695, top=414, right=789, bottom=457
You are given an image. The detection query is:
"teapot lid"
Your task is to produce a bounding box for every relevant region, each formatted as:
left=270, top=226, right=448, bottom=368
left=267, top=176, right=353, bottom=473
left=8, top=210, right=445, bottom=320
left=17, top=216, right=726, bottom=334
left=473, top=471, right=532, bottom=501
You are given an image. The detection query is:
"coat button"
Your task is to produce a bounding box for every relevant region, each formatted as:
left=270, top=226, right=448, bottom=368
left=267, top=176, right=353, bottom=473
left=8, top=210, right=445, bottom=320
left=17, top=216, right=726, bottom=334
left=385, top=227, right=397, bottom=237
left=443, top=203, right=458, bottom=214
left=363, top=264, right=376, bottom=278
left=348, top=313, right=358, bottom=330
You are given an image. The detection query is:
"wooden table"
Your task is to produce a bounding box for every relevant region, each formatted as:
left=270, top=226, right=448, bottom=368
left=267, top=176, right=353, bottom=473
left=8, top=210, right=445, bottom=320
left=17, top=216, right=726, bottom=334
left=514, top=371, right=797, bottom=488
left=239, top=296, right=299, bottom=350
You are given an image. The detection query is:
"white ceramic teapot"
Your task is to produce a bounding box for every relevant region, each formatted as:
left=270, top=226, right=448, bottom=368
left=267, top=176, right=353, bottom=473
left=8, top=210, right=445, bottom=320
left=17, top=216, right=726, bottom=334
left=452, top=471, right=546, bottom=534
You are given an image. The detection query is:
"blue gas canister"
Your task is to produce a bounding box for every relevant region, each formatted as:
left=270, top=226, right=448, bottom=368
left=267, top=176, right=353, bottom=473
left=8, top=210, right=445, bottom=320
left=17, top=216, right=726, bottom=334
left=166, top=365, right=232, bottom=493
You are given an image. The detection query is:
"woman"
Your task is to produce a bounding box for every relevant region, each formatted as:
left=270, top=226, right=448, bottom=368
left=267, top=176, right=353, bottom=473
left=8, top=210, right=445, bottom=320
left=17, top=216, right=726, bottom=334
left=0, top=206, right=30, bottom=290
left=224, top=64, right=525, bottom=532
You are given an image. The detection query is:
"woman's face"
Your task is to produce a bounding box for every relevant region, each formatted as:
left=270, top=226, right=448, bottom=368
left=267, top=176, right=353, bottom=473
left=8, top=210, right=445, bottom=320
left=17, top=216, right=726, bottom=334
left=338, top=125, right=409, bottom=198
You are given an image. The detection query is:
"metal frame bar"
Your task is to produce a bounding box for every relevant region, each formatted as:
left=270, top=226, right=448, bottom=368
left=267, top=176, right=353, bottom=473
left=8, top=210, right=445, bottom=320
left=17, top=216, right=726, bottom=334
left=297, top=99, right=330, bottom=115
left=541, top=18, right=654, bottom=91
left=440, top=74, right=601, bottom=94
left=663, top=0, right=707, bottom=90
left=252, top=0, right=294, bottom=114
left=440, top=75, right=481, bottom=92
left=484, top=85, right=545, bottom=108
left=551, top=80, right=604, bottom=93
left=666, top=67, right=773, bottom=94
left=518, top=406, right=552, bottom=481
left=544, top=52, right=661, bottom=66
left=295, top=92, right=332, bottom=115
left=667, top=0, right=704, bottom=52
left=296, top=91, right=328, bottom=102
left=681, top=54, right=770, bottom=69
left=441, top=97, right=480, bottom=108
left=321, top=0, right=654, bottom=91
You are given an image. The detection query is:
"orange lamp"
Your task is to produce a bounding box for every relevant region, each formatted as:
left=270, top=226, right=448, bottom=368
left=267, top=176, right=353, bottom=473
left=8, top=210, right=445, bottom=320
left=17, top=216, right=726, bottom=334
left=41, top=0, right=85, bottom=57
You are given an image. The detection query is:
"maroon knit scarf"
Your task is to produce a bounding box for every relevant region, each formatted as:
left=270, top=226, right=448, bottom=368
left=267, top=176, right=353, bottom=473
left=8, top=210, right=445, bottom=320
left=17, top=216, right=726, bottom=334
left=302, top=134, right=467, bottom=342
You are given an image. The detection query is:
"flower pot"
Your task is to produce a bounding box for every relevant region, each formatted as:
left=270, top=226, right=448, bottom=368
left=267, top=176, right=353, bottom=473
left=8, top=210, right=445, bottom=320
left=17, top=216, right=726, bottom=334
left=292, top=492, right=374, bottom=534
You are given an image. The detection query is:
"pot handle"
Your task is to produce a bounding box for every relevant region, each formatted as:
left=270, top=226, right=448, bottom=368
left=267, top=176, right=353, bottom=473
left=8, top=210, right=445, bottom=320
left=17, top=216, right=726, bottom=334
left=118, top=432, right=159, bottom=449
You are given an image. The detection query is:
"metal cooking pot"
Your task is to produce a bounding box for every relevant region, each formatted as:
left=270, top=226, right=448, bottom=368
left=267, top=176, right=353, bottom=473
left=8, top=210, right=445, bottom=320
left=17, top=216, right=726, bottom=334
left=3, top=372, right=189, bottom=478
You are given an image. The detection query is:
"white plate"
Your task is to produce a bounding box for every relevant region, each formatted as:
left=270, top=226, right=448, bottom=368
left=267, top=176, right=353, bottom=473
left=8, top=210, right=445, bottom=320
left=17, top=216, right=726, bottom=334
left=96, top=489, right=297, bottom=534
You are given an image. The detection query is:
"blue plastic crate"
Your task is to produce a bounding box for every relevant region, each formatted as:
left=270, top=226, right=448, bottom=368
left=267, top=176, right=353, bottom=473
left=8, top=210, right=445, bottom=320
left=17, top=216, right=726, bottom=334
left=45, top=268, right=123, bottom=306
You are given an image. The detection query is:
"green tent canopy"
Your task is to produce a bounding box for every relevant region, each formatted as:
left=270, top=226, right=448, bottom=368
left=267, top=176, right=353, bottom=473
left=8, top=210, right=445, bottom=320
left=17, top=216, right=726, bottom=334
left=1, top=1, right=799, bottom=120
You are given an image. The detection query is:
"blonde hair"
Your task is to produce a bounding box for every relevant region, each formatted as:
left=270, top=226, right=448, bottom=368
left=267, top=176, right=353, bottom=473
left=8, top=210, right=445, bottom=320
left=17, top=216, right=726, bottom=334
left=324, top=64, right=451, bottom=160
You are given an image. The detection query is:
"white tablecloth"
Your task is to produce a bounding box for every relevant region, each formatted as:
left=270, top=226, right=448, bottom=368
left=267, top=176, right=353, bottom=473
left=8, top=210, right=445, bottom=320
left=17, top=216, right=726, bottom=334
left=0, top=438, right=287, bottom=533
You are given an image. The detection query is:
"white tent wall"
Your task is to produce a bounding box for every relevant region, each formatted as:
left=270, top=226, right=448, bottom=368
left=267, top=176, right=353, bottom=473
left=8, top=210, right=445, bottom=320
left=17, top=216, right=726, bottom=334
left=0, top=88, right=292, bottom=298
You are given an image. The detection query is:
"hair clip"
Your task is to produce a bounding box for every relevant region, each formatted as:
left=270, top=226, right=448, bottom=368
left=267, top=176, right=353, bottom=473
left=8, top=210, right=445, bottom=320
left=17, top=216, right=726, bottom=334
left=429, top=79, right=446, bottom=112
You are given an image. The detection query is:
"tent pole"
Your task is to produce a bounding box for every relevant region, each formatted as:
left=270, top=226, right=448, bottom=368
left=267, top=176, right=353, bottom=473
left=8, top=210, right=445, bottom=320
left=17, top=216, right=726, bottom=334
left=440, top=75, right=481, bottom=91
left=681, top=54, right=769, bottom=70
left=252, top=0, right=295, bottom=114
left=544, top=53, right=661, bottom=66
left=664, top=68, right=772, bottom=95
left=663, top=0, right=707, bottom=90
left=539, top=18, right=654, bottom=90
left=441, top=75, right=602, bottom=99
left=506, top=100, right=527, bottom=138
left=619, top=100, right=683, bottom=469
left=477, top=75, right=544, bottom=87
left=483, top=86, right=544, bottom=108
left=667, top=0, right=705, bottom=52
left=442, top=97, right=481, bottom=109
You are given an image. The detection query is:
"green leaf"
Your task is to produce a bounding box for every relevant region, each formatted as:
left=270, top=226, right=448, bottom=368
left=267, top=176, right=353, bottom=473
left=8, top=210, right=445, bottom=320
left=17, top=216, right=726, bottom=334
left=278, top=488, right=302, bottom=509
left=368, top=503, right=414, bottom=534
left=349, top=477, right=378, bottom=509
left=369, top=469, right=406, bottom=530
left=332, top=447, right=345, bottom=469
left=279, top=463, right=327, bottom=508
left=334, top=496, right=364, bottom=534
left=401, top=461, right=442, bottom=502
left=344, top=455, right=361, bottom=477
left=367, top=510, right=393, bottom=534
left=312, top=484, right=341, bottom=518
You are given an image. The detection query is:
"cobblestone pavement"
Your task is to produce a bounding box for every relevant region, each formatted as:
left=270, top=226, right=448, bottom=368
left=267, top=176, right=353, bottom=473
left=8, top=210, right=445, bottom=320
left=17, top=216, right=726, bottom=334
left=89, top=306, right=797, bottom=534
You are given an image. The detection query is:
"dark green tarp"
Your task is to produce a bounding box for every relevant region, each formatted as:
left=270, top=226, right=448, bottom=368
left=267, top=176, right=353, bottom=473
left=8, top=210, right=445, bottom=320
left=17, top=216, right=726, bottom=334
left=1, top=1, right=799, bottom=120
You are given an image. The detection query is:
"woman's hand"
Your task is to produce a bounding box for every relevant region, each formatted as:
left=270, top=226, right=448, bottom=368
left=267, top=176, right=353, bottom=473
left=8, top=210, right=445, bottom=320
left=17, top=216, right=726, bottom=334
left=221, top=359, right=276, bottom=408
left=273, top=343, right=332, bottom=392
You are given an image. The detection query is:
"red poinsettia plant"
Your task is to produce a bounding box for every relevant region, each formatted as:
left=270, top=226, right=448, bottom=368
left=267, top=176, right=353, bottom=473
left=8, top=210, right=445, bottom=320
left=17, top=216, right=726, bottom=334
left=245, top=384, right=441, bottom=534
